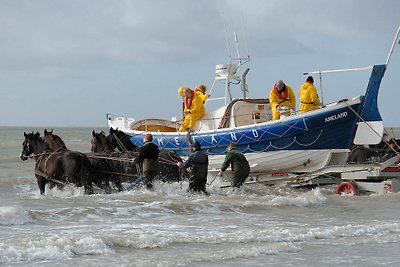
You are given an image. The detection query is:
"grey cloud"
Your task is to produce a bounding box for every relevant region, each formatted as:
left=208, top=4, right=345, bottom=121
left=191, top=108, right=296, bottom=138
left=1, top=0, right=398, bottom=70
left=0, top=0, right=399, bottom=127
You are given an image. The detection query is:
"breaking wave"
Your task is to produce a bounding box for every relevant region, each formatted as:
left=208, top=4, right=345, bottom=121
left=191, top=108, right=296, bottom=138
left=0, top=206, right=32, bottom=225
left=1, top=220, right=398, bottom=265
left=0, top=235, right=111, bottom=263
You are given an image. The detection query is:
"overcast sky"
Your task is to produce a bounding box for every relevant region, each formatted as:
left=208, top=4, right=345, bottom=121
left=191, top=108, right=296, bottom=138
left=0, top=0, right=399, bottom=128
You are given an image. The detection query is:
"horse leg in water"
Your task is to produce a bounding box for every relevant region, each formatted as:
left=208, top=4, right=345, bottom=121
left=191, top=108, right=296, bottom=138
left=93, top=174, right=112, bottom=194
left=67, top=173, right=94, bottom=195
left=101, top=177, right=112, bottom=194
left=97, top=175, right=124, bottom=193
left=63, top=152, right=94, bottom=195
left=36, top=175, right=47, bottom=195
left=64, top=168, right=94, bottom=195
left=111, top=175, right=124, bottom=192
left=82, top=170, right=94, bottom=195
left=48, top=181, right=63, bottom=191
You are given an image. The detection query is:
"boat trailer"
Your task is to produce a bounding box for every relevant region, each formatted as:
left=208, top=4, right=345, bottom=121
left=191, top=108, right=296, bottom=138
left=243, top=155, right=400, bottom=195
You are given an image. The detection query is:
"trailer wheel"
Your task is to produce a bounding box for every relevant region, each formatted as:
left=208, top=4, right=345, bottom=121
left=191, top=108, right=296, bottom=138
left=336, top=181, right=358, bottom=196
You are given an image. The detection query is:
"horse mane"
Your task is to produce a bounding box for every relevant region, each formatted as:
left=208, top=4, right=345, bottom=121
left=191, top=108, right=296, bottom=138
left=43, top=129, right=68, bottom=151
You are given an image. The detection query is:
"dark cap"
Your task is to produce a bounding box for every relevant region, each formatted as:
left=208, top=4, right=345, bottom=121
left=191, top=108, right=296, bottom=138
left=306, top=76, right=314, bottom=83
left=192, top=141, right=201, bottom=148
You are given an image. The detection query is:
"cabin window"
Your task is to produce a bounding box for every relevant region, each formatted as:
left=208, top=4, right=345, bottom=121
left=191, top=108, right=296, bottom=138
left=252, top=112, right=261, bottom=120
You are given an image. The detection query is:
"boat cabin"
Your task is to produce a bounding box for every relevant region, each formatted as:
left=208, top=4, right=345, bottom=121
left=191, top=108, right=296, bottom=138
left=113, top=98, right=273, bottom=133
left=196, top=98, right=272, bottom=131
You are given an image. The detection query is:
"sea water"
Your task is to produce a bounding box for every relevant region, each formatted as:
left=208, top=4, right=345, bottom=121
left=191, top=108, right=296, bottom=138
left=1, top=127, right=400, bottom=267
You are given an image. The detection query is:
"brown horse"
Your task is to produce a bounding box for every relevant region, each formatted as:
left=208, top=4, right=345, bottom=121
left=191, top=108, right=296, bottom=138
left=90, top=130, right=141, bottom=185
left=20, top=132, right=94, bottom=195
left=43, top=129, right=125, bottom=192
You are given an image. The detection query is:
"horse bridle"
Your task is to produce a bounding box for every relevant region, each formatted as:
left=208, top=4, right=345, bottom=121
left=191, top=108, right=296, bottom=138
left=112, top=133, right=129, bottom=152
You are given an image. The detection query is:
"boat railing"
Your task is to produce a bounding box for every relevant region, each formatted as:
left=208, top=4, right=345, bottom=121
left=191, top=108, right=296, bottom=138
left=126, top=97, right=357, bottom=133
left=195, top=110, right=274, bottom=131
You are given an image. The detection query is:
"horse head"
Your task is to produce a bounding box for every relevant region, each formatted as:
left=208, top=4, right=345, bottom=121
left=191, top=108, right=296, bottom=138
left=43, top=129, right=68, bottom=152
left=91, top=130, right=112, bottom=153
left=108, top=127, right=137, bottom=152
left=20, top=131, right=49, bottom=160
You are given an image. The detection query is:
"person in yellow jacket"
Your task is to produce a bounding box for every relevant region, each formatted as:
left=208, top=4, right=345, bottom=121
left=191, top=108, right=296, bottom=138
left=195, top=84, right=209, bottom=104
left=178, top=88, right=205, bottom=132
left=299, top=76, right=321, bottom=113
left=269, top=80, right=296, bottom=120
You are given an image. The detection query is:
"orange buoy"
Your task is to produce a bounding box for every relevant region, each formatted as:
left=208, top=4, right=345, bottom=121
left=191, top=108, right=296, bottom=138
left=336, top=181, right=358, bottom=196
left=383, top=181, right=392, bottom=192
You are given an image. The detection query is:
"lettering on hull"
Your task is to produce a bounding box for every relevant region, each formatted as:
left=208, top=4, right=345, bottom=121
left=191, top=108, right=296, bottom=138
left=325, top=111, right=348, bottom=123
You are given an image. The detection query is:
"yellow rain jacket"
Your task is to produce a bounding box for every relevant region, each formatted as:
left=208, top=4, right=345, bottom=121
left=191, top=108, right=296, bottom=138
left=195, top=90, right=209, bottom=103
left=178, top=92, right=205, bottom=132
left=298, top=82, right=320, bottom=113
left=269, top=85, right=296, bottom=120
left=195, top=85, right=209, bottom=104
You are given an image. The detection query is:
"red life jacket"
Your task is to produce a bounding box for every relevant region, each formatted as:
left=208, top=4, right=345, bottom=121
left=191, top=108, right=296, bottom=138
left=274, top=85, right=288, bottom=100
left=185, top=90, right=195, bottom=109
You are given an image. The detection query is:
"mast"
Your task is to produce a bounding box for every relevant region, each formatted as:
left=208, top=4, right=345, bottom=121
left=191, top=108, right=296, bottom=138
left=209, top=30, right=250, bottom=105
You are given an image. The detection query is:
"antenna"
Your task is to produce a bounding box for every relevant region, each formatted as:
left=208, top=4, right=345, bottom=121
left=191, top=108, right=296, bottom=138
left=234, top=32, right=241, bottom=65
left=385, top=25, right=400, bottom=67
left=241, top=13, right=250, bottom=63
left=318, top=71, right=323, bottom=104
left=209, top=15, right=251, bottom=105
left=221, top=13, right=232, bottom=62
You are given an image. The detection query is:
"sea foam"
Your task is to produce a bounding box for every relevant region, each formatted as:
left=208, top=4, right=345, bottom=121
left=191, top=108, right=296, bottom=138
left=0, top=235, right=111, bottom=263
left=0, top=206, right=32, bottom=225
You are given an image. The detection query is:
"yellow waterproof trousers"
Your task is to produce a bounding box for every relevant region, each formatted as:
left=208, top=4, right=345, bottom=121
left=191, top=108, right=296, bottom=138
left=178, top=113, right=203, bottom=132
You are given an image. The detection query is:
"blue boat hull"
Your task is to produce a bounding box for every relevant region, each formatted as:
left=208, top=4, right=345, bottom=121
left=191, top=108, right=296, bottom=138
left=128, top=100, right=361, bottom=157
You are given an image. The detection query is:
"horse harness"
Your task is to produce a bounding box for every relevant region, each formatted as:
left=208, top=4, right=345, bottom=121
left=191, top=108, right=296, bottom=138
left=34, top=152, right=70, bottom=186
left=112, top=133, right=129, bottom=152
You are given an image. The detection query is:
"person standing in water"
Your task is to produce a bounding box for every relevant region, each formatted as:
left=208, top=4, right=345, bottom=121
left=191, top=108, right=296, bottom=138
left=217, top=143, right=250, bottom=188
left=179, top=141, right=209, bottom=194
left=133, top=133, right=159, bottom=189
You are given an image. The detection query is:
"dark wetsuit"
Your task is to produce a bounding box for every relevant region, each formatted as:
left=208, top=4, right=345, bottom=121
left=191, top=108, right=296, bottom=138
left=182, top=148, right=209, bottom=194
left=221, top=149, right=250, bottom=188
left=134, top=141, right=159, bottom=189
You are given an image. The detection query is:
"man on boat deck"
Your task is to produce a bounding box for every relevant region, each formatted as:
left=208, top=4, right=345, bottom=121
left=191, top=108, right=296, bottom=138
left=299, top=76, right=321, bottom=113
left=269, top=80, right=296, bottom=120
left=217, top=143, right=250, bottom=188
left=178, top=141, right=209, bottom=194
left=133, top=133, right=159, bottom=189
left=195, top=84, right=209, bottom=104
left=178, top=88, right=205, bottom=132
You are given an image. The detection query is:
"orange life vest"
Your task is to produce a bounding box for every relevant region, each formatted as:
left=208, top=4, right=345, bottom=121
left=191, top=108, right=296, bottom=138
left=185, top=90, right=195, bottom=109
left=274, top=85, right=288, bottom=101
